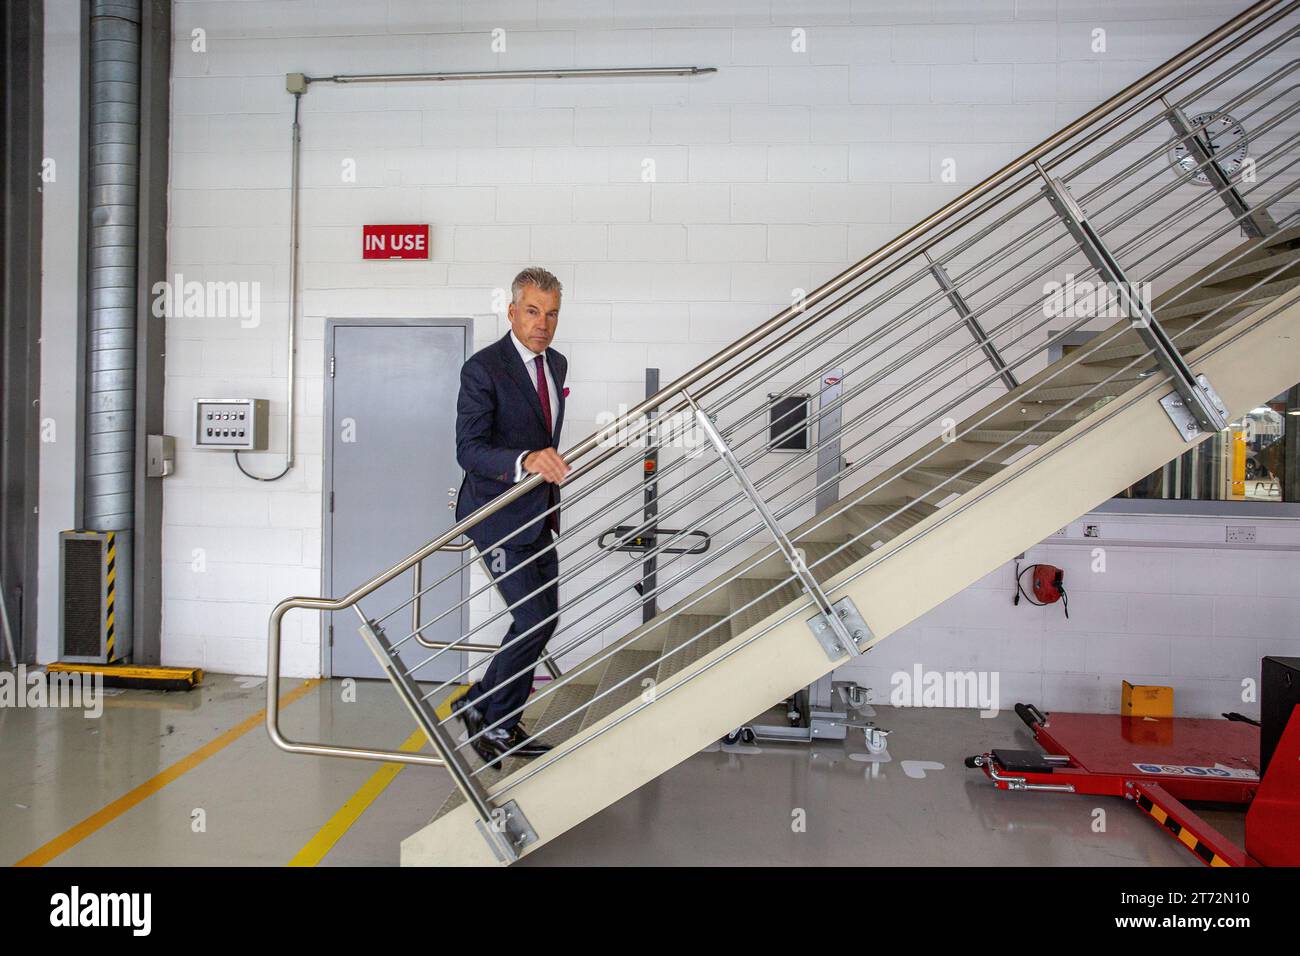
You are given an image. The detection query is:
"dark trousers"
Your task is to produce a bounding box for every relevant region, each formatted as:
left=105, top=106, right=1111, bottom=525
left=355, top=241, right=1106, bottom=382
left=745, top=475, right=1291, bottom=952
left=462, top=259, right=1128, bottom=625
left=465, top=530, right=559, bottom=731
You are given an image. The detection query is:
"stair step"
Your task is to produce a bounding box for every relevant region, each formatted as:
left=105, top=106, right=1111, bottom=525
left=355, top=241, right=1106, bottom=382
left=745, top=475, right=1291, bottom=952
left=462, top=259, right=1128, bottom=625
left=1028, top=378, right=1143, bottom=404
left=654, top=613, right=731, bottom=685
left=529, top=679, right=600, bottom=747
left=844, top=500, right=938, bottom=545
left=1080, top=326, right=1219, bottom=364
left=727, top=576, right=804, bottom=636
left=908, top=461, right=1004, bottom=497
left=578, top=649, right=660, bottom=731
left=1198, top=247, right=1300, bottom=288
left=1156, top=276, right=1300, bottom=322
left=806, top=540, right=869, bottom=581
left=965, top=420, right=1074, bottom=445
left=1262, top=221, right=1300, bottom=249
left=432, top=681, right=596, bottom=822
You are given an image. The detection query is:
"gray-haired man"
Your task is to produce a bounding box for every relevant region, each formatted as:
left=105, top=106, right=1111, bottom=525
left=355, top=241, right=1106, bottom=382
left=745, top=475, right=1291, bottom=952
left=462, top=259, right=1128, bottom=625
left=451, top=267, right=571, bottom=767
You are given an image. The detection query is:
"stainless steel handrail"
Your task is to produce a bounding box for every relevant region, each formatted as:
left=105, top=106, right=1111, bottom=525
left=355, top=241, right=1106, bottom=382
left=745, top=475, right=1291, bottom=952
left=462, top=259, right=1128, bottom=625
left=396, top=106, right=1300, bottom=703
left=266, top=0, right=1298, bottom=781
left=483, top=209, right=1300, bottom=786
left=361, top=54, right=1300, bottom=679
left=428, top=55, right=1300, bottom=764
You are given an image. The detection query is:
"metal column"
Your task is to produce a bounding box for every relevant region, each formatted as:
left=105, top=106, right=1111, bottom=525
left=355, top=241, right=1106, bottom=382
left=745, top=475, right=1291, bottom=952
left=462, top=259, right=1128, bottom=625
left=641, top=368, right=659, bottom=624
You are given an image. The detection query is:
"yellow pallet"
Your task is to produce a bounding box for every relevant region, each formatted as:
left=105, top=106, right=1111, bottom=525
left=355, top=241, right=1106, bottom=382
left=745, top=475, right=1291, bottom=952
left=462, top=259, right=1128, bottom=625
left=45, top=662, right=204, bottom=691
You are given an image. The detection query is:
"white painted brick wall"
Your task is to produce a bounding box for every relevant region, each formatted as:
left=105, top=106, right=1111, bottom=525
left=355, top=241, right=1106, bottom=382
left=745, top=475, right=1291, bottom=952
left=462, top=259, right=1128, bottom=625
left=160, top=0, right=1297, bottom=719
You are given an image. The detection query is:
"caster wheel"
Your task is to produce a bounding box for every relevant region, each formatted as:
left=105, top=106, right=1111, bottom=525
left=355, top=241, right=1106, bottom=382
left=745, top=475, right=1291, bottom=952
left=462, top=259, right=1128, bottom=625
left=741, top=728, right=756, bottom=744
left=724, top=729, right=744, bottom=745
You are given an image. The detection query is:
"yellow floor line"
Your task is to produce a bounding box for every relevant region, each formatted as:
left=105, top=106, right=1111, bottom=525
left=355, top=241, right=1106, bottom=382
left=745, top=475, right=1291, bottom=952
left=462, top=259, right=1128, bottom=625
left=13, top=678, right=320, bottom=867
left=288, top=729, right=428, bottom=867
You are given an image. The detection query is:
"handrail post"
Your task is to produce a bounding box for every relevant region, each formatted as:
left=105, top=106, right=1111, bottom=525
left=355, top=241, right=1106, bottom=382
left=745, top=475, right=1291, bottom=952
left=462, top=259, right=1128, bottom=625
left=1161, top=94, right=1277, bottom=239
left=1034, top=160, right=1230, bottom=437
left=924, top=251, right=1020, bottom=390
left=352, top=605, right=538, bottom=862
left=684, top=390, right=870, bottom=661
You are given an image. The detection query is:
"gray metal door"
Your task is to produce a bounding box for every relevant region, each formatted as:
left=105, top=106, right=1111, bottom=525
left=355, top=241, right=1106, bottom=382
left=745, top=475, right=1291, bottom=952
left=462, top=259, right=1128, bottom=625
left=326, top=321, right=468, bottom=681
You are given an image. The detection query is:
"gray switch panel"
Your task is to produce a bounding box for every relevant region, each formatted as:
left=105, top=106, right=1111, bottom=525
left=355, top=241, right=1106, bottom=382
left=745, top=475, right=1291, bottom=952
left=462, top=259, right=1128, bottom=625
left=194, top=398, right=269, bottom=450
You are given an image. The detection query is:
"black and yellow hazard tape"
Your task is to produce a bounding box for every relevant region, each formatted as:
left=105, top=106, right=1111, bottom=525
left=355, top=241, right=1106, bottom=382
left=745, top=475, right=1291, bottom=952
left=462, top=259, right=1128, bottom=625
left=105, top=531, right=117, bottom=661
left=1135, top=791, right=1232, bottom=867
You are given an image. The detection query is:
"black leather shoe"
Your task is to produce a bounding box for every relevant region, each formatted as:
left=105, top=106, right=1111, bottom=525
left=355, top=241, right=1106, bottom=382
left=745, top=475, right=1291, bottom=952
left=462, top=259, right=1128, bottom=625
left=450, top=693, right=483, bottom=739
left=470, top=727, right=514, bottom=769
left=507, top=724, right=552, bottom=757
left=469, top=725, right=552, bottom=769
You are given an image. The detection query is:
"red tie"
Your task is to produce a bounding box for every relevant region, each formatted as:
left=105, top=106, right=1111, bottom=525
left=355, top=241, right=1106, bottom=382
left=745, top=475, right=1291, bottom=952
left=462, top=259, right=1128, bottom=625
left=534, top=355, right=553, bottom=438
left=534, top=355, right=560, bottom=534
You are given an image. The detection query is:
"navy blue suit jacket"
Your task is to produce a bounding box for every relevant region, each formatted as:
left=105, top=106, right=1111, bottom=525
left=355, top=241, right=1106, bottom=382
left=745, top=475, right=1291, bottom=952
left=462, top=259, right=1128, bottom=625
left=455, top=331, right=567, bottom=551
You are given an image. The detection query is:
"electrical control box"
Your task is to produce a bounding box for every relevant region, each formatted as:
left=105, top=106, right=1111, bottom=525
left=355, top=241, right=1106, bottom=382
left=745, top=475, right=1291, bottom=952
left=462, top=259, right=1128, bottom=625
left=194, top=398, right=269, bottom=450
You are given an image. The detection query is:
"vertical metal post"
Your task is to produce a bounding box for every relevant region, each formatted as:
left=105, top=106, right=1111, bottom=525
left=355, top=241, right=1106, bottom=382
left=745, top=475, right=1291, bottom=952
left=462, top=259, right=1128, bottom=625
left=411, top=558, right=422, bottom=638
left=1035, top=161, right=1230, bottom=436
left=815, top=369, right=844, bottom=514
left=923, top=252, right=1020, bottom=390
left=1161, top=97, right=1275, bottom=239
left=684, top=390, right=868, bottom=660
left=1285, top=385, right=1300, bottom=504
left=642, top=367, right=660, bottom=624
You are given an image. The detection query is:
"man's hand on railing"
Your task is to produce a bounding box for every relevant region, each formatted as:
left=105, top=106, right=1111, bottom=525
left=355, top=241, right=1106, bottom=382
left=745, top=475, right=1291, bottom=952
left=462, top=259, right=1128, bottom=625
left=524, top=448, right=571, bottom=484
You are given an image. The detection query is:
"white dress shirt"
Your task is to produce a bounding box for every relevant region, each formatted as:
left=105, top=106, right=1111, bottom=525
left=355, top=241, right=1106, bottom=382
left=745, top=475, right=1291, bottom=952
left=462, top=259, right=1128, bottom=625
left=509, top=330, right=559, bottom=483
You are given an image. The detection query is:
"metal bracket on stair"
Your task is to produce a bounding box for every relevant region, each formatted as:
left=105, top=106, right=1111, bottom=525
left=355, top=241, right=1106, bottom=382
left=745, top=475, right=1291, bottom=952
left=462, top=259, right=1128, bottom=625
left=1159, top=373, right=1230, bottom=441
left=474, top=800, right=539, bottom=864
left=806, top=596, right=872, bottom=661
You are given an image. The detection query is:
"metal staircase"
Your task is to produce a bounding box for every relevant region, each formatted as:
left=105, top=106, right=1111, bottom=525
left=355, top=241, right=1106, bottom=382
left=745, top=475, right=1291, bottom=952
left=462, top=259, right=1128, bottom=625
left=266, top=0, right=1300, bottom=865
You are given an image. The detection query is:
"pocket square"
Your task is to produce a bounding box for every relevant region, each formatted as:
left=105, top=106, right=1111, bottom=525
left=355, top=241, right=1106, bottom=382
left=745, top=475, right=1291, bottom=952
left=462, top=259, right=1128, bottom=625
left=562, top=386, right=570, bottom=398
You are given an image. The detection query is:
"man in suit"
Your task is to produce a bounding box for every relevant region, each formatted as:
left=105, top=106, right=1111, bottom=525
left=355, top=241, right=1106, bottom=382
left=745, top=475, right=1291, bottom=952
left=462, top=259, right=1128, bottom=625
left=452, top=267, right=571, bottom=766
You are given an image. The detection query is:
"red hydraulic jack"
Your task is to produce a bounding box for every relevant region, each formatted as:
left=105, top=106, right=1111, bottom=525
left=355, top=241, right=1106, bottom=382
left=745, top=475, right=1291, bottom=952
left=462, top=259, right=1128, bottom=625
left=965, top=658, right=1300, bottom=867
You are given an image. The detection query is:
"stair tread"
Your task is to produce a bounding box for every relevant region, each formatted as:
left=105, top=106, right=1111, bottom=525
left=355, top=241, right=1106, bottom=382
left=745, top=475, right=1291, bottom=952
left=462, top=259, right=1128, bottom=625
left=966, top=420, right=1074, bottom=444
left=1155, top=276, right=1300, bottom=322
left=727, top=575, right=805, bottom=636
left=1028, top=377, right=1144, bottom=403
left=845, top=499, right=938, bottom=545
left=654, top=613, right=732, bottom=685
left=1081, top=326, right=1218, bottom=363
left=579, top=649, right=660, bottom=731
left=807, top=541, right=868, bottom=580
left=1198, top=247, right=1300, bottom=287
left=1262, top=222, right=1300, bottom=249
left=910, top=461, right=1004, bottom=494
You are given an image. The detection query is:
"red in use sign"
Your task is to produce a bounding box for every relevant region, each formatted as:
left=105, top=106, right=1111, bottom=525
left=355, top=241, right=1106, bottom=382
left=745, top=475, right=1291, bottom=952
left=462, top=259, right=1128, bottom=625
left=362, top=224, right=430, bottom=259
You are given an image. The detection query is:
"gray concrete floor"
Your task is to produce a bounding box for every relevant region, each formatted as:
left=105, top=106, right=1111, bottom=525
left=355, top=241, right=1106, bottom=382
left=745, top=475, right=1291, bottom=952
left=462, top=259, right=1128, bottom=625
left=1, top=671, right=1215, bottom=866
